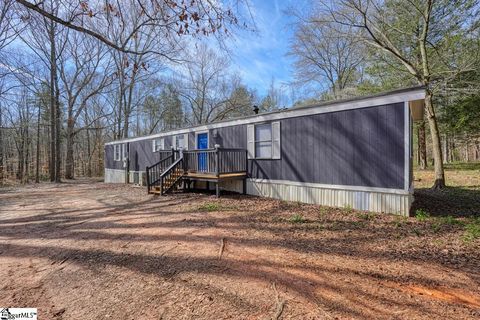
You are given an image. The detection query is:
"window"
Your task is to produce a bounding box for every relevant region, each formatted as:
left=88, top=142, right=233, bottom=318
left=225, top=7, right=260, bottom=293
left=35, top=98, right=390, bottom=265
left=255, top=123, right=272, bottom=158
left=152, top=138, right=164, bottom=152
left=122, top=144, right=127, bottom=160
left=247, top=122, right=280, bottom=159
left=114, top=144, right=121, bottom=161
left=174, top=134, right=188, bottom=150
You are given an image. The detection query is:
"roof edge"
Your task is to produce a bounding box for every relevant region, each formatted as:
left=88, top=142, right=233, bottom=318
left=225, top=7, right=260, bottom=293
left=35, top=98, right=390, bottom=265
left=106, top=86, right=425, bottom=146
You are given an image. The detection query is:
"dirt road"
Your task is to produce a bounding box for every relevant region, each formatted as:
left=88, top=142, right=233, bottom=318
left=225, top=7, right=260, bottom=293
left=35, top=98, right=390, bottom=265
left=0, top=180, right=479, bottom=319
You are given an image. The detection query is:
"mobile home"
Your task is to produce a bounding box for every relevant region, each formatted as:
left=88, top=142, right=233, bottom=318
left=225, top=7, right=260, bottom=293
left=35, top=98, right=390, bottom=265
left=105, top=86, right=425, bottom=216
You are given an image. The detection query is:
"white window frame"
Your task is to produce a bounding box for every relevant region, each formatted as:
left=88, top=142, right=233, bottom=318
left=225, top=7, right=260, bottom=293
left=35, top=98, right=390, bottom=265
left=174, top=134, right=188, bottom=150
left=121, top=143, right=127, bottom=160
left=254, top=123, right=273, bottom=159
left=152, top=138, right=164, bottom=152
left=114, top=144, right=121, bottom=161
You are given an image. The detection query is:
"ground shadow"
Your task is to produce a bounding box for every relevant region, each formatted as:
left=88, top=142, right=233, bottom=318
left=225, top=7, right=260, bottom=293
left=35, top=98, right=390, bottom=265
left=413, top=187, right=480, bottom=217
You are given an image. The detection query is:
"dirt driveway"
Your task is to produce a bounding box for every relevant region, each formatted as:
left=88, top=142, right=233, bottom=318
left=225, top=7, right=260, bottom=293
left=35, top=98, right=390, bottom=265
left=0, top=180, right=479, bottom=319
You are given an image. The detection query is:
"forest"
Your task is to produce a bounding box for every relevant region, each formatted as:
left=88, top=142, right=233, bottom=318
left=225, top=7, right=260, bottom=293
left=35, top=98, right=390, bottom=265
left=0, top=0, right=479, bottom=188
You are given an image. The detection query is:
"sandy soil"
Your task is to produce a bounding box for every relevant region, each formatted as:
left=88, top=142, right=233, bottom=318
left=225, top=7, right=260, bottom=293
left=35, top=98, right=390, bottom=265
left=0, top=180, right=479, bottom=319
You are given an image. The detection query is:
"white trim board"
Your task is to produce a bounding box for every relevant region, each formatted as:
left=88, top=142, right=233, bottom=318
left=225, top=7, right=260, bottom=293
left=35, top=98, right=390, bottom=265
left=248, top=178, right=411, bottom=195
left=404, top=101, right=410, bottom=190
left=106, top=88, right=426, bottom=145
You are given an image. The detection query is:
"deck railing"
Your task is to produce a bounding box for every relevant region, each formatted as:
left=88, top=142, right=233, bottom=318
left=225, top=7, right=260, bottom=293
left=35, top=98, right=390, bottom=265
left=183, top=147, right=248, bottom=176
left=146, top=152, right=176, bottom=193
left=146, top=147, right=247, bottom=194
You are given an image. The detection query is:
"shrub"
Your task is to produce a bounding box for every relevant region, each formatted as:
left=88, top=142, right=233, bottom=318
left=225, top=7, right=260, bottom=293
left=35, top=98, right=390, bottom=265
left=415, top=209, right=430, bottom=221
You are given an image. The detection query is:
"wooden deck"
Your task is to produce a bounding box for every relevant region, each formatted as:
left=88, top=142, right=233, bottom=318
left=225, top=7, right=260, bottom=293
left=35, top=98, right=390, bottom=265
left=184, top=171, right=247, bottom=181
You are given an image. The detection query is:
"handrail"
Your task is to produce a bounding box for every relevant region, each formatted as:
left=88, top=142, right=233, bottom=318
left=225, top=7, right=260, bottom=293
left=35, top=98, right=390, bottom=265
left=159, top=157, right=184, bottom=194
left=182, top=148, right=247, bottom=176
left=146, top=155, right=174, bottom=193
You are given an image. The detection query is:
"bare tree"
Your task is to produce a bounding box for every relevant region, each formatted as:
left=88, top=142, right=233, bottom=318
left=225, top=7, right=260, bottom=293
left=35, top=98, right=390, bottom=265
left=58, top=32, right=113, bottom=179
left=177, top=44, right=234, bottom=125
left=289, top=15, right=365, bottom=98
left=314, top=0, right=480, bottom=189
left=13, top=0, right=249, bottom=56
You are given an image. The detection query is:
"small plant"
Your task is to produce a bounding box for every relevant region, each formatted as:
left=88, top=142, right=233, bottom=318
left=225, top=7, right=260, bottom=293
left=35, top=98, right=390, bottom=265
left=289, top=213, right=306, bottom=224
left=393, top=215, right=408, bottom=228
left=415, top=209, right=430, bottom=221
left=463, top=218, right=480, bottom=242
left=343, top=204, right=354, bottom=214
left=198, top=202, right=220, bottom=212
left=317, top=206, right=328, bottom=220
left=441, top=215, right=461, bottom=226
left=431, top=221, right=442, bottom=233
left=357, top=212, right=376, bottom=221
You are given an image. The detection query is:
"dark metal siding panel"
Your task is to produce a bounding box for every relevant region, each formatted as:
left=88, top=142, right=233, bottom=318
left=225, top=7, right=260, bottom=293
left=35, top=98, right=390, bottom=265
left=105, top=144, right=124, bottom=170
left=108, top=102, right=405, bottom=189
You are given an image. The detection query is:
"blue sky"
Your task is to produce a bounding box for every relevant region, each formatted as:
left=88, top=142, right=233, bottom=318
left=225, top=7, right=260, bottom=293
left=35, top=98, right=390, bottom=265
left=227, top=0, right=308, bottom=96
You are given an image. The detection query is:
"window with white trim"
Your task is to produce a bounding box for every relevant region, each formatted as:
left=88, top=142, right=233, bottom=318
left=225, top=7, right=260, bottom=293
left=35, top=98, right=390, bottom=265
left=255, top=123, right=272, bottom=159
left=114, top=144, right=121, bottom=161
left=249, top=121, right=281, bottom=159
left=174, top=134, right=188, bottom=150
left=152, top=138, right=164, bottom=152
left=114, top=143, right=127, bottom=161
left=122, top=144, right=127, bottom=160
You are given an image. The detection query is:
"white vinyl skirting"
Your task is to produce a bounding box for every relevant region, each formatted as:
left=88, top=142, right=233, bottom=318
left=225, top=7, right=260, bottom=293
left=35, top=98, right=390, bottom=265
left=104, top=168, right=412, bottom=216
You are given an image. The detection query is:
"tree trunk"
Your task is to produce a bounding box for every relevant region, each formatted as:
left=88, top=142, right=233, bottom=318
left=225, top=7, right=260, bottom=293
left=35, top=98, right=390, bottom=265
left=49, top=20, right=56, bottom=182
left=443, top=134, right=449, bottom=164
left=0, top=106, right=3, bottom=184
left=65, top=118, right=75, bottom=179
left=475, top=139, right=480, bottom=161
left=35, top=103, right=41, bottom=183
left=54, top=66, right=61, bottom=182
left=424, top=90, right=445, bottom=189
left=417, top=120, right=427, bottom=169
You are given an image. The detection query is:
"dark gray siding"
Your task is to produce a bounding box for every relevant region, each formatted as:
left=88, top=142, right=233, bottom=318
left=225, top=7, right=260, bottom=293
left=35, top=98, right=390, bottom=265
left=106, top=102, right=405, bottom=189
left=104, top=144, right=124, bottom=170
left=210, top=103, right=405, bottom=189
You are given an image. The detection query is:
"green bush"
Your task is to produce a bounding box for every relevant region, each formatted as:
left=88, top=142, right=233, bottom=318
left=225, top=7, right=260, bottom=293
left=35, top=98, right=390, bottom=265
left=415, top=209, right=430, bottom=221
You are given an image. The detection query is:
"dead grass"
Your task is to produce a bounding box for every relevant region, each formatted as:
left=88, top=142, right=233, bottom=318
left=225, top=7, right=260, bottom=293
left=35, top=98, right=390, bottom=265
left=0, top=179, right=479, bottom=319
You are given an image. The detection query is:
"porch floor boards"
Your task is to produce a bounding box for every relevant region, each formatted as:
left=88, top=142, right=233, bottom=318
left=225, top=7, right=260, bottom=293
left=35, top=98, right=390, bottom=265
left=184, top=172, right=247, bottom=181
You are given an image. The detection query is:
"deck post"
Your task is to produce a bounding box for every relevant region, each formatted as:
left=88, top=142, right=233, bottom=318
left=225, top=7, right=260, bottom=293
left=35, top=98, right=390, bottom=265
left=146, top=166, right=150, bottom=193
left=243, top=178, right=246, bottom=195
left=215, top=146, right=220, bottom=197
left=215, top=146, right=220, bottom=178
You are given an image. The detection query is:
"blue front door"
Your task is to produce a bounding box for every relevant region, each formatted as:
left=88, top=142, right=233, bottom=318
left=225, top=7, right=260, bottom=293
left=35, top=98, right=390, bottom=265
left=197, top=133, right=208, bottom=172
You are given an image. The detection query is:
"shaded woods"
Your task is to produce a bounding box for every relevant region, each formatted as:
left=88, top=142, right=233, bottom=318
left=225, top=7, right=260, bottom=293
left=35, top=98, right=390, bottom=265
left=0, top=0, right=479, bottom=189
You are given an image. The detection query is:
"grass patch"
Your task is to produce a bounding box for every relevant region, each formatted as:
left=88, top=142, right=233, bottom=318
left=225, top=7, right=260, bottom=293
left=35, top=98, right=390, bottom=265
left=415, top=209, right=430, bottom=221
left=198, top=202, right=221, bottom=212
left=463, top=218, right=480, bottom=242
left=343, top=204, right=354, bottom=214
left=393, top=215, right=408, bottom=228
left=357, top=212, right=376, bottom=221
left=289, top=213, right=306, bottom=224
